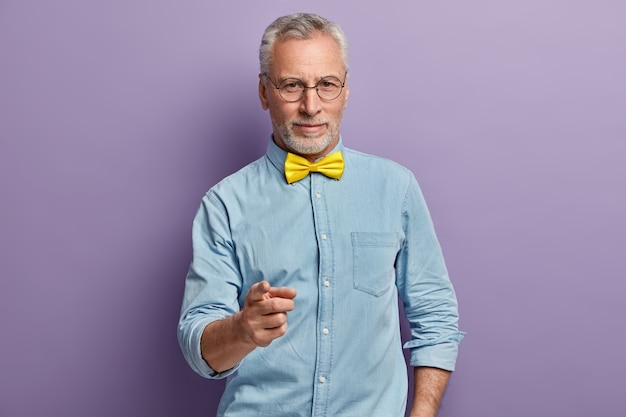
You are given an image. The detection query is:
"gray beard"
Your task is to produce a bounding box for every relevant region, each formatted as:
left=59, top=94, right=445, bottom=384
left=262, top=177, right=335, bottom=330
left=277, top=123, right=337, bottom=156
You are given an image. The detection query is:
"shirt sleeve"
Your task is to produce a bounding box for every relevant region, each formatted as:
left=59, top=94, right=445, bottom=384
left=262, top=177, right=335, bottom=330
left=395, top=172, right=465, bottom=371
left=177, top=191, right=243, bottom=379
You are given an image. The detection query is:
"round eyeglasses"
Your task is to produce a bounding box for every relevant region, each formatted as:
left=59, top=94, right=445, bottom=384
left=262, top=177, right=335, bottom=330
left=263, top=72, right=347, bottom=102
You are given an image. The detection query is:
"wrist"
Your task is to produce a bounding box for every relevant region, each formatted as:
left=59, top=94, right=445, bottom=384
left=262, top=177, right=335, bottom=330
left=232, top=311, right=258, bottom=348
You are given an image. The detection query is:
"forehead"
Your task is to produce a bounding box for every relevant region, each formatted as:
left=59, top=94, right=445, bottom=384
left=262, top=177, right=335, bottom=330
left=270, top=32, right=345, bottom=79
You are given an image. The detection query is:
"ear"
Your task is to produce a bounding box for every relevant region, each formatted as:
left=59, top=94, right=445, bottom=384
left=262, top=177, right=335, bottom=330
left=258, top=74, right=269, bottom=110
left=343, top=83, right=350, bottom=110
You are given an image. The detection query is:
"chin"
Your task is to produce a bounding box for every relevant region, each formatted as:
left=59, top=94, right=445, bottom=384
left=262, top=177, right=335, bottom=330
left=291, top=140, right=332, bottom=156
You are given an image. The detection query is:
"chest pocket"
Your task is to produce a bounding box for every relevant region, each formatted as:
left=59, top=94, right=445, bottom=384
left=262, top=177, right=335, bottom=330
left=351, top=232, right=400, bottom=297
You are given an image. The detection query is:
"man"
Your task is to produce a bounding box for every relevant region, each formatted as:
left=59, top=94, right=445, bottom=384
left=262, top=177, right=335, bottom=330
left=178, top=13, right=464, bottom=417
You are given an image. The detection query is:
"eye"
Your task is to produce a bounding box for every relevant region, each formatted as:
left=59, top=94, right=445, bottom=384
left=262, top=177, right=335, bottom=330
left=280, top=79, right=303, bottom=92
left=318, top=78, right=341, bottom=90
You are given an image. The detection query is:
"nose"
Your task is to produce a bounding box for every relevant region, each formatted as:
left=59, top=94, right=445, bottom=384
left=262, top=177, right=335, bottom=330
left=299, top=87, right=322, bottom=116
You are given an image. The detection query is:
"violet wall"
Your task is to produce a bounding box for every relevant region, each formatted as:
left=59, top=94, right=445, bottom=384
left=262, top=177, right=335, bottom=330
left=1, top=1, right=625, bottom=416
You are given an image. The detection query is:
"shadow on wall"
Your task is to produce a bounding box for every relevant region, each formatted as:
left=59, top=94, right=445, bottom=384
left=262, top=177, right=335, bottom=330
left=200, top=74, right=269, bottom=184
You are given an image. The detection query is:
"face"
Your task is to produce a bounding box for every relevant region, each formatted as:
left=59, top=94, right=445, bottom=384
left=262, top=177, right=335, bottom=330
left=259, top=31, right=349, bottom=161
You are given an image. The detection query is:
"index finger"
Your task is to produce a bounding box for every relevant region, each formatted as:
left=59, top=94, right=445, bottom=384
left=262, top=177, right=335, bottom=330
left=268, top=286, right=297, bottom=300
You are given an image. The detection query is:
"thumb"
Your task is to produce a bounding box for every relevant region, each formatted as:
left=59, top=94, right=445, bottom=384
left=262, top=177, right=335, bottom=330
left=248, top=280, right=271, bottom=301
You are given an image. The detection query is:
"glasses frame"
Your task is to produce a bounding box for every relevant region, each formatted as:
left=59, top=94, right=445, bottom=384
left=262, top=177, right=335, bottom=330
left=263, top=72, right=348, bottom=102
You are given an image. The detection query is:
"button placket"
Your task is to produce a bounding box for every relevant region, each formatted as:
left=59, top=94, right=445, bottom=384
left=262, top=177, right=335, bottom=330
left=310, top=175, right=335, bottom=414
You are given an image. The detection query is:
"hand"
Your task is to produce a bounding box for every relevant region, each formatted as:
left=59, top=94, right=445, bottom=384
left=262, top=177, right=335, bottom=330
left=240, top=280, right=297, bottom=347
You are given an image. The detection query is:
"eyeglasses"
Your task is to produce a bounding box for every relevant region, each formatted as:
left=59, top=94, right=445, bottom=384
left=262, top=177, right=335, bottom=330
left=263, top=72, right=347, bottom=102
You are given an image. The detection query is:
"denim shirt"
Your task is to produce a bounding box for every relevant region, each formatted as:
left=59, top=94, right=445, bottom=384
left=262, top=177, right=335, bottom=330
left=178, top=138, right=464, bottom=417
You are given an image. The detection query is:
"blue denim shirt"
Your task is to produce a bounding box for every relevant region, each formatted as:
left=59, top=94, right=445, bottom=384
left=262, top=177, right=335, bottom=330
left=178, top=138, right=464, bottom=417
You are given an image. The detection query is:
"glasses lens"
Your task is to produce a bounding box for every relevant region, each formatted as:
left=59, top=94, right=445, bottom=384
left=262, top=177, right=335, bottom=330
left=278, top=79, right=304, bottom=102
left=317, top=77, right=343, bottom=100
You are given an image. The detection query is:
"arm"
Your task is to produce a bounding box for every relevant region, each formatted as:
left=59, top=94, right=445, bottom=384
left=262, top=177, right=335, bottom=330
left=395, top=173, right=464, bottom=412
left=409, top=366, right=451, bottom=417
left=178, top=194, right=297, bottom=377
left=201, top=280, right=297, bottom=373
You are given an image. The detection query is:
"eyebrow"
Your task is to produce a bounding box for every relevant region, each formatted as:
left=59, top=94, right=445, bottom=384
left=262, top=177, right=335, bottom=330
left=277, top=74, right=343, bottom=83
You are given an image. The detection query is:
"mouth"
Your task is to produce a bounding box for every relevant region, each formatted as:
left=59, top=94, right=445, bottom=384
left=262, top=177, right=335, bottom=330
left=293, top=123, right=326, bottom=135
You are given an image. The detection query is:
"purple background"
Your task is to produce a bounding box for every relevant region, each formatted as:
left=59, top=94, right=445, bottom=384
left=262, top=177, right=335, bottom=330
left=1, top=1, right=625, bottom=416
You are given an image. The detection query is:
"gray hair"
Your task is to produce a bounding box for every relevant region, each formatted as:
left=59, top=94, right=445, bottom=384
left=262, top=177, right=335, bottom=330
left=259, top=13, right=349, bottom=75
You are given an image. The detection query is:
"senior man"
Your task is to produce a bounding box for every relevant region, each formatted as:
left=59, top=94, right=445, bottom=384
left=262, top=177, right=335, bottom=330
left=178, top=12, right=464, bottom=417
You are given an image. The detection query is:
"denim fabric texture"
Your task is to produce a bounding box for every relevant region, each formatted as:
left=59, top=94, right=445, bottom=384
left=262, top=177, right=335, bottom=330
left=178, top=138, right=464, bottom=417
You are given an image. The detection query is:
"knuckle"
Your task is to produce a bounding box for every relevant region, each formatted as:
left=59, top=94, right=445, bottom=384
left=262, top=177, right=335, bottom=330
left=269, top=298, right=282, bottom=311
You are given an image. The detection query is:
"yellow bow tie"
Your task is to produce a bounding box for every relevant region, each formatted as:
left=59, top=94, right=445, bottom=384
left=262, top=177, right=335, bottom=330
left=284, top=151, right=344, bottom=184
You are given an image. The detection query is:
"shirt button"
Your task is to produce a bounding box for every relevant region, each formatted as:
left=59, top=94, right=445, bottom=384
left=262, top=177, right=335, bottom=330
left=316, top=192, right=321, bottom=199
left=321, top=233, right=327, bottom=240
left=319, top=376, right=326, bottom=383
left=322, top=328, right=329, bottom=335
left=323, top=280, right=330, bottom=287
